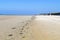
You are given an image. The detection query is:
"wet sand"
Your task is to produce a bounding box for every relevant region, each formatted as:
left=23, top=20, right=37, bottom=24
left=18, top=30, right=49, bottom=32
left=0, top=15, right=60, bottom=40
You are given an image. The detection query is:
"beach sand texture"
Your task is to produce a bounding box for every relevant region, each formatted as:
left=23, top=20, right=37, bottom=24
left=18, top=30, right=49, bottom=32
left=0, top=15, right=60, bottom=40
left=0, top=16, right=34, bottom=40
left=32, top=16, right=60, bottom=40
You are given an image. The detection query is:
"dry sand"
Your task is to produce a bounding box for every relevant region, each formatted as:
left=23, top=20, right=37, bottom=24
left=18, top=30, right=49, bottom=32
left=31, top=15, right=60, bottom=40
left=0, top=15, right=33, bottom=40
left=0, top=15, right=60, bottom=40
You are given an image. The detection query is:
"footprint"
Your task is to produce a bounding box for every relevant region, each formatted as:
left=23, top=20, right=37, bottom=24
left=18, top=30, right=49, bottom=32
left=12, top=27, right=16, bottom=29
left=19, top=33, right=23, bottom=34
left=8, top=34, right=13, bottom=37
left=22, top=36, right=25, bottom=38
left=21, top=28, right=24, bottom=30
left=26, top=27, right=29, bottom=29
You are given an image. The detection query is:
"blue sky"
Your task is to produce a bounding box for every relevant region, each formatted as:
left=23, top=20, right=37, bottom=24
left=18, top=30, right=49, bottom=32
left=0, top=0, right=60, bottom=15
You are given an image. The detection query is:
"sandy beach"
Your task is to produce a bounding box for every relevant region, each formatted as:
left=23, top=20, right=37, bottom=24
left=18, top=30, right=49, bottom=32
left=0, top=16, right=33, bottom=40
left=0, top=15, right=60, bottom=40
left=32, top=15, right=60, bottom=40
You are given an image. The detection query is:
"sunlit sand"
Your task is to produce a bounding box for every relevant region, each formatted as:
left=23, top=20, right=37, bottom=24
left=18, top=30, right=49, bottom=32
left=0, top=16, right=33, bottom=40
left=32, top=15, right=60, bottom=40
left=0, top=15, right=60, bottom=40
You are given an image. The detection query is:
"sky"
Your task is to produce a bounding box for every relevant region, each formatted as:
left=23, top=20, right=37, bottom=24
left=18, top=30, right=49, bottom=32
left=0, top=0, right=60, bottom=15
